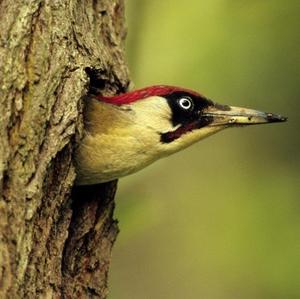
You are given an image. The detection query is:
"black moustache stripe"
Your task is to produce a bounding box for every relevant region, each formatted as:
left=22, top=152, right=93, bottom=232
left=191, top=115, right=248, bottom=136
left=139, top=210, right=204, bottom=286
left=160, top=116, right=213, bottom=144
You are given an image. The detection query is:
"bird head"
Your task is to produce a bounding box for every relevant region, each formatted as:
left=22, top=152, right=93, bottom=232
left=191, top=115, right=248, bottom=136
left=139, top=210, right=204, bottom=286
left=99, top=85, right=286, bottom=154
left=75, top=85, right=287, bottom=185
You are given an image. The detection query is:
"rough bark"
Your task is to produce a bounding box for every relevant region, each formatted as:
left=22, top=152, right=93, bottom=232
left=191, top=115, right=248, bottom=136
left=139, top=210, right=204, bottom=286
left=0, top=1, right=129, bottom=298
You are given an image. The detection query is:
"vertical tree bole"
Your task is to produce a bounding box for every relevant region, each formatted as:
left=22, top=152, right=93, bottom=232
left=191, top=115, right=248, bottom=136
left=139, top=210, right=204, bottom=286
left=0, top=1, right=129, bottom=298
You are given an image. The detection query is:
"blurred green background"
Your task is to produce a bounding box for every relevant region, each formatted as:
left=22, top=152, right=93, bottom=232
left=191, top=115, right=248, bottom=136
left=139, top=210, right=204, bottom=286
left=110, top=1, right=300, bottom=298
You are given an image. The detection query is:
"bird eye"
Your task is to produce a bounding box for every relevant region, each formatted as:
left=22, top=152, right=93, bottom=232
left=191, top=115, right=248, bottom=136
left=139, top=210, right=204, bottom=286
left=178, top=97, right=193, bottom=110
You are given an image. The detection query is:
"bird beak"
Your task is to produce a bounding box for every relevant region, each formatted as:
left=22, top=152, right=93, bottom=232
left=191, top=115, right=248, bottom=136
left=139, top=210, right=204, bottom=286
left=202, top=103, right=287, bottom=127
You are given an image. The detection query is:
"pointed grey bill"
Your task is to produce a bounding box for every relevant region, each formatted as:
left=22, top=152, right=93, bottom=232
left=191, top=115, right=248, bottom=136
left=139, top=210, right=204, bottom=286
left=202, top=105, right=287, bottom=126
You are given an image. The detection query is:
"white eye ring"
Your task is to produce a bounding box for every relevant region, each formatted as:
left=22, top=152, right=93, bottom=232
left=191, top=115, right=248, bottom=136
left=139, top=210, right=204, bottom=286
left=178, top=97, right=193, bottom=110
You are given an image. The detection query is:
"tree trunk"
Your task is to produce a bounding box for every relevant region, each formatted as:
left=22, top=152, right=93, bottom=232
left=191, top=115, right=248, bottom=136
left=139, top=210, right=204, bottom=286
left=0, top=1, right=129, bottom=298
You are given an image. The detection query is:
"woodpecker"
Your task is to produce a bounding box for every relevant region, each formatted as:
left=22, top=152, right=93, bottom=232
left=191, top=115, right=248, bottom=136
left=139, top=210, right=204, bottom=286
left=75, top=85, right=286, bottom=185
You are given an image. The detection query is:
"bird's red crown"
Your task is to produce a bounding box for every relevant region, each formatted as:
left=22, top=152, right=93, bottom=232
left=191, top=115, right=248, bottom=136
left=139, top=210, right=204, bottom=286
left=97, top=85, right=202, bottom=105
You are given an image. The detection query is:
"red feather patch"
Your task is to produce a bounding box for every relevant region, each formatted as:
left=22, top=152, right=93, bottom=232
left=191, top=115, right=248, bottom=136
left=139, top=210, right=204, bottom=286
left=96, top=85, right=202, bottom=105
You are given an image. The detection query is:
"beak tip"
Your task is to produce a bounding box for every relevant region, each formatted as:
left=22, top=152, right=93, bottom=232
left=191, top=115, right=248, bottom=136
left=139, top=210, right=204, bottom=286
left=267, top=113, right=288, bottom=123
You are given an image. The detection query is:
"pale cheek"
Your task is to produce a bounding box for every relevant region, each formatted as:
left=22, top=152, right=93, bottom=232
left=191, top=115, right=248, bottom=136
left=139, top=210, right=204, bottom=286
left=132, top=97, right=174, bottom=133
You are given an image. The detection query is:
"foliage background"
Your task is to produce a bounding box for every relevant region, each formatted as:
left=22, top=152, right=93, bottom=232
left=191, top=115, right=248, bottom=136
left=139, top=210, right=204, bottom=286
left=110, top=1, right=300, bottom=298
